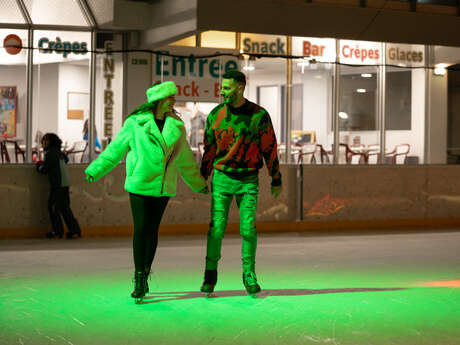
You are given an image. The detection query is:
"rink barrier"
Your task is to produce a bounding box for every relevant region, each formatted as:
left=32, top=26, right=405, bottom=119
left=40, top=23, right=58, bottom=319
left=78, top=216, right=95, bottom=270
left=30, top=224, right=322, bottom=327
left=1, top=164, right=460, bottom=239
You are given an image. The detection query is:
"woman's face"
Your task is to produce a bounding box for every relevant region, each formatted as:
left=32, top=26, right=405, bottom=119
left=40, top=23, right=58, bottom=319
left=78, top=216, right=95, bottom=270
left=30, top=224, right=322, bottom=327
left=157, top=95, right=176, bottom=115
left=41, top=137, right=50, bottom=149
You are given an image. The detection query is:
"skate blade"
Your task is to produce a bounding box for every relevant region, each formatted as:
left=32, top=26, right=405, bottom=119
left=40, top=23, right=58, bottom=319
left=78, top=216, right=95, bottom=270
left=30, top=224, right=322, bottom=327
left=134, top=297, right=144, bottom=304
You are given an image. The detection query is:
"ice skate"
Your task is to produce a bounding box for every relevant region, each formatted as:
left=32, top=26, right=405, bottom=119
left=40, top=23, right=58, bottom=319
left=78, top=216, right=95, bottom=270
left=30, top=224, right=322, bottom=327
left=243, top=271, right=261, bottom=296
left=200, top=269, right=217, bottom=296
left=131, top=271, right=147, bottom=304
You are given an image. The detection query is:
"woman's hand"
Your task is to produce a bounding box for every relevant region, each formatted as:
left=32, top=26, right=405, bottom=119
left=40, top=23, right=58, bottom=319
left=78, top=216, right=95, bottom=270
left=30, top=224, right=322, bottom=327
left=86, top=174, right=94, bottom=184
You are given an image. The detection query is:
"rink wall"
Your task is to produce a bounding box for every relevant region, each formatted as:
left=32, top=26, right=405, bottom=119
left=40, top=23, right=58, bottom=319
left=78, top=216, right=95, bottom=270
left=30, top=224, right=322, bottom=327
left=0, top=164, right=460, bottom=238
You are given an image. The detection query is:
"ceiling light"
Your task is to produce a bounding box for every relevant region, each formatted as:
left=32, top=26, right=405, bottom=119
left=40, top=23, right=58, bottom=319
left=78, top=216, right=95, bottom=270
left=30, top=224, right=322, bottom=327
left=339, top=112, right=348, bottom=119
left=243, top=65, right=255, bottom=71
left=434, top=63, right=447, bottom=76
left=361, top=73, right=372, bottom=78
left=356, top=89, right=366, bottom=93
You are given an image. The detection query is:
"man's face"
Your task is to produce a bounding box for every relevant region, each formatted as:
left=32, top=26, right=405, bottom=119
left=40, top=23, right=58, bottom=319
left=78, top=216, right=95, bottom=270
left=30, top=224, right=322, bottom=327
left=220, top=78, right=242, bottom=104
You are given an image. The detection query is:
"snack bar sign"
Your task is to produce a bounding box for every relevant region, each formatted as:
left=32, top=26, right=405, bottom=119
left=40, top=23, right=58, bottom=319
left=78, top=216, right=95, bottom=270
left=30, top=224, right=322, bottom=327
left=153, top=47, right=239, bottom=102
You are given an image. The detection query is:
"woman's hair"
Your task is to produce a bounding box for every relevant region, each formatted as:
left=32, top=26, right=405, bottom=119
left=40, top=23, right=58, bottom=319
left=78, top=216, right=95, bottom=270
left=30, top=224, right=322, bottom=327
left=129, top=100, right=160, bottom=116
left=42, top=133, right=62, bottom=149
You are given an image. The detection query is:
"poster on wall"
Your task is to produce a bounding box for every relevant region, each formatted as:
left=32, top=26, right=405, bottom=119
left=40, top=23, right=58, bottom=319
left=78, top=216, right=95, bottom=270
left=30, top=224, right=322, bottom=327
left=0, top=86, right=17, bottom=138
left=67, top=92, right=88, bottom=120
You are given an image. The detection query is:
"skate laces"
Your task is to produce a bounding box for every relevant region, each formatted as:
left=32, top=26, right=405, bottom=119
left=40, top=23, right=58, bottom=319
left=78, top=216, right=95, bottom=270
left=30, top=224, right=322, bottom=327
left=133, top=272, right=145, bottom=291
left=244, top=271, right=257, bottom=286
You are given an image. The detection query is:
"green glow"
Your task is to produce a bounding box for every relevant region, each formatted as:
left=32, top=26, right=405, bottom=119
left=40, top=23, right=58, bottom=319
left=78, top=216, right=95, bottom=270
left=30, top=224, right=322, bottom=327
left=1, top=267, right=460, bottom=345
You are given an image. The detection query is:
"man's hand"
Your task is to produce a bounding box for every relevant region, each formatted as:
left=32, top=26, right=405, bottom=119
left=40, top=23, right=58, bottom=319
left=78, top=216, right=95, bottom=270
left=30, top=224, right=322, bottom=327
left=198, top=185, right=209, bottom=194
left=86, top=174, right=94, bottom=184
left=271, top=185, right=282, bottom=199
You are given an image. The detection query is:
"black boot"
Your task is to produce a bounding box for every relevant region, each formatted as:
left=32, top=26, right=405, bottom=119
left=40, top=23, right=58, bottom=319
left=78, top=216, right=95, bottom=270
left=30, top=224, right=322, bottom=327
left=200, top=269, right=217, bottom=293
left=131, top=271, right=147, bottom=303
left=243, top=271, right=261, bottom=295
left=66, top=230, right=81, bottom=239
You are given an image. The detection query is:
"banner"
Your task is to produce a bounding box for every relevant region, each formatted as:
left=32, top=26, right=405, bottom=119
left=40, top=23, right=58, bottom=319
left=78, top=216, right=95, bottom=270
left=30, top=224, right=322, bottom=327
left=153, top=46, right=239, bottom=102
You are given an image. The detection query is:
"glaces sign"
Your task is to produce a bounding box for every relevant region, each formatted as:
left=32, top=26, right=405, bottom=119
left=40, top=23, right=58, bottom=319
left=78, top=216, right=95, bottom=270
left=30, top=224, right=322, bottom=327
left=386, top=43, right=424, bottom=67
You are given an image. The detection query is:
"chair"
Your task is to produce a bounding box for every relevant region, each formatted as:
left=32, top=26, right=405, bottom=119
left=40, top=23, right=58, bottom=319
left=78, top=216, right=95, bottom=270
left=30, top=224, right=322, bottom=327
left=0, top=141, right=10, bottom=163
left=66, top=140, right=88, bottom=163
left=316, top=144, right=331, bottom=164
left=367, top=144, right=380, bottom=164
left=328, top=144, right=367, bottom=164
left=5, top=140, right=25, bottom=163
left=297, top=144, right=317, bottom=164
left=386, top=144, right=410, bottom=164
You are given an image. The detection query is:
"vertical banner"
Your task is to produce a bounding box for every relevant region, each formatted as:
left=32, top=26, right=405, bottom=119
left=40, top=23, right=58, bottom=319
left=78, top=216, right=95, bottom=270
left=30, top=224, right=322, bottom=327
left=152, top=47, right=239, bottom=102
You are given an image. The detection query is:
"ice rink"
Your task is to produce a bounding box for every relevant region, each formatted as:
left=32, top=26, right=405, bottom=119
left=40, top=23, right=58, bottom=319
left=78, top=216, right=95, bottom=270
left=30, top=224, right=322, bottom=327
left=1, top=230, right=460, bottom=345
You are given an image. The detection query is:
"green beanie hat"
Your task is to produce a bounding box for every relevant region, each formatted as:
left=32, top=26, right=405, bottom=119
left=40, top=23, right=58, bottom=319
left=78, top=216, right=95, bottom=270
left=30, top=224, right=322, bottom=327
left=146, top=81, right=177, bottom=104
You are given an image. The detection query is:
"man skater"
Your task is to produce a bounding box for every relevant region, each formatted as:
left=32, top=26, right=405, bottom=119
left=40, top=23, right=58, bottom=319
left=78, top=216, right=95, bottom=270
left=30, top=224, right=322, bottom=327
left=200, top=70, right=282, bottom=295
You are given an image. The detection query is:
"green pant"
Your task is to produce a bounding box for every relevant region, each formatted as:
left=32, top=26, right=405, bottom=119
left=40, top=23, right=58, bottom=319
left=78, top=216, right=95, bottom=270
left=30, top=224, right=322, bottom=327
left=205, top=169, right=259, bottom=272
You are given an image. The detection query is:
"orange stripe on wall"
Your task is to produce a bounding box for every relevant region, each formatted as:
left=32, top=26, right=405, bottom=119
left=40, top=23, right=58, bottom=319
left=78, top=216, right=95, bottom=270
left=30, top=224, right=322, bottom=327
left=2, top=218, right=460, bottom=239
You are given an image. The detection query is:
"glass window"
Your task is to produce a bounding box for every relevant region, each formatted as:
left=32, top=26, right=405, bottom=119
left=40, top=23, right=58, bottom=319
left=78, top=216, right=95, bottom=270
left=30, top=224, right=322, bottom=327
left=33, top=30, right=91, bottom=163
left=169, top=35, right=196, bottom=47
left=339, top=65, right=380, bottom=164
left=338, top=40, right=381, bottom=164
left=0, top=29, right=28, bottom=163
left=385, top=43, right=426, bottom=164
left=201, top=31, right=236, bottom=49
left=23, top=0, right=89, bottom=26
left=0, top=0, right=27, bottom=24
left=242, top=57, right=287, bottom=158
left=292, top=60, right=334, bottom=164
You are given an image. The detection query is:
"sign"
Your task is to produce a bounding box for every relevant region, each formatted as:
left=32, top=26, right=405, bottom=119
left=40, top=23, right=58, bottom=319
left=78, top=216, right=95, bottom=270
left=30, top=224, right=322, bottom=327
left=3, top=34, right=22, bottom=55
left=103, top=41, right=114, bottom=138
left=240, top=33, right=286, bottom=55
left=153, top=46, right=239, bottom=102
left=38, top=37, right=88, bottom=58
left=292, top=37, right=335, bottom=62
left=339, top=40, right=381, bottom=65
left=386, top=43, right=424, bottom=67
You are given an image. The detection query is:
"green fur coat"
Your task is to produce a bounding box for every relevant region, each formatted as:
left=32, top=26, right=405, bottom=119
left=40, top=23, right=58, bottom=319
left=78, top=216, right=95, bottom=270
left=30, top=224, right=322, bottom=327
left=85, top=111, right=206, bottom=197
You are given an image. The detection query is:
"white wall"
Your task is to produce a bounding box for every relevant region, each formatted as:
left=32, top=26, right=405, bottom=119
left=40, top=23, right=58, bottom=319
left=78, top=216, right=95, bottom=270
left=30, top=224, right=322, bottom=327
left=57, top=63, right=90, bottom=146
left=32, top=63, right=59, bottom=143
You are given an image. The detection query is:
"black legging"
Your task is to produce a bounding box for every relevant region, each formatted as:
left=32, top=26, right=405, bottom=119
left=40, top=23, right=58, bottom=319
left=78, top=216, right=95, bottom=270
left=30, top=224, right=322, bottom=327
left=129, top=193, right=170, bottom=273
left=48, top=187, right=81, bottom=236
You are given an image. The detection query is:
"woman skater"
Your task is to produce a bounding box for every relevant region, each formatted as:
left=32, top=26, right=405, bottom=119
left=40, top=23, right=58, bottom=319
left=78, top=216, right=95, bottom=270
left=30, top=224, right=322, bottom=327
left=85, top=81, right=208, bottom=303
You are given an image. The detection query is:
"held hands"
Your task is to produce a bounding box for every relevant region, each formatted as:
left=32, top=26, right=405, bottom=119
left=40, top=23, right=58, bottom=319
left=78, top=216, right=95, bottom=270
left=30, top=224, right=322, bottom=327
left=198, top=185, right=210, bottom=194
left=271, top=185, right=282, bottom=199
left=86, top=174, right=94, bottom=184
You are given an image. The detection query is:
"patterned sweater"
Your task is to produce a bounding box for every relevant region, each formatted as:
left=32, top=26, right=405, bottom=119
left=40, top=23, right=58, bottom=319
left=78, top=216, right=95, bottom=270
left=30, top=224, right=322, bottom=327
left=200, top=99, right=282, bottom=186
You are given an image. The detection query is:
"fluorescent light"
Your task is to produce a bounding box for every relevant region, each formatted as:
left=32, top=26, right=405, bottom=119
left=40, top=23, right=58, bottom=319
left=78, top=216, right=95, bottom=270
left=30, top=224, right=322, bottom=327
left=356, top=88, right=366, bottom=93
left=296, top=59, right=310, bottom=67
left=434, top=63, right=447, bottom=76
left=243, top=65, right=255, bottom=71
left=339, top=112, right=348, bottom=119
left=361, top=73, right=372, bottom=78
